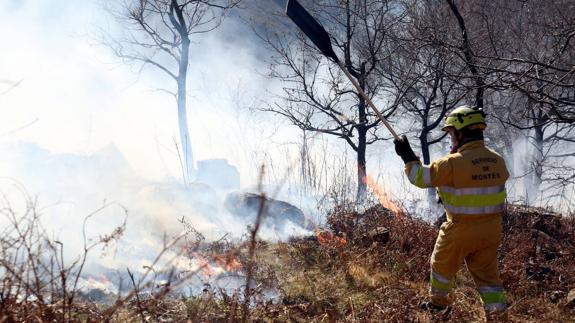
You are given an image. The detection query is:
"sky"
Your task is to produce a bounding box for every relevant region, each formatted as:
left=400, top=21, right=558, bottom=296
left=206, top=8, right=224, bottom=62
left=0, top=0, right=413, bottom=203
left=0, top=0, right=299, bottom=184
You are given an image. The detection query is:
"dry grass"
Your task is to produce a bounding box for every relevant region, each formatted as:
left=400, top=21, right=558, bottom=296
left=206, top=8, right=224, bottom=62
left=243, top=203, right=575, bottom=322
left=1, top=202, right=574, bottom=322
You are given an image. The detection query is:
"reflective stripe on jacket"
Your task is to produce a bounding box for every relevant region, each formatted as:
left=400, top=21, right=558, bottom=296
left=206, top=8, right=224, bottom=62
left=405, top=141, right=509, bottom=220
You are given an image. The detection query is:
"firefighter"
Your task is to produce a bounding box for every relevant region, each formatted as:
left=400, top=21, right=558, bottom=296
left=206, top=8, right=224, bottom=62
left=394, top=105, right=509, bottom=317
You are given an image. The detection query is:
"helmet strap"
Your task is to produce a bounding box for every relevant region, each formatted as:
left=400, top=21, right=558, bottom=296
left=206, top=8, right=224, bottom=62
left=450, top=130, right=462, bottom=153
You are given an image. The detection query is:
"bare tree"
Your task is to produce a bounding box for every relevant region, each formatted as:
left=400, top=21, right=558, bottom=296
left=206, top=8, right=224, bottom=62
left=507, top=100, right=575, bottom=205
left=443, top=0, right=575, bottom=205
left=105, top=0, right=240, bottom=185
left=441, top=0, right=575, bottom=125
left=378, top=0, right=473, bottom=201
left=257, top=0, right=405, bottom=202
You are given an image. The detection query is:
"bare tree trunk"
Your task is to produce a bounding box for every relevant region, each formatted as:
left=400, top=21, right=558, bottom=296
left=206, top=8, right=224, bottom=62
left=106, top=0, right=239, bottom=186
left=357, top=127, right=367, bottom=203
left=177, top=82, right=194, bottom=185
left=501, top=131, right=515, bottom=177
left=445, top=0, right=485, bottom=109
left=531, top=118, right=544, bottom=199
left=177, top=18, right=194, bottom=185
left=300, top=129, right=313, bottom=194
left=356, top=62, right=368, bottom=203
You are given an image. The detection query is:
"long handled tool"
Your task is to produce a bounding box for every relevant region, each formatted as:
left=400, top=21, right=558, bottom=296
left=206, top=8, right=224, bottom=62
left=285, top=0, right=400, bottom=140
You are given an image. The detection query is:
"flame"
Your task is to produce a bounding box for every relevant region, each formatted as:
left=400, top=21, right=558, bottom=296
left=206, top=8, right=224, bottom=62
left=214, top=252, right=243, bottom=272
left=316, top=230, right=347, bottom=247
left=364, top=175, right=401, bottom=215
left=188, top=250, right=243, bottom=277
left=193, top=253, right=215, bottom=277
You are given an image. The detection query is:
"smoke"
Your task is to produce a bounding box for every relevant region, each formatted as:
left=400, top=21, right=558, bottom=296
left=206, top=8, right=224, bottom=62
left=0, top=139, right=322, bottom=299
left=501, top=133, right=575, bottom=212
left=0, top=0, right=326, bottom=291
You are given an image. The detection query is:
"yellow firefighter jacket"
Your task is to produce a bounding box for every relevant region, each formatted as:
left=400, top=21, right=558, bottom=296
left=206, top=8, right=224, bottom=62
left=404, top=141, right=509, bottom=221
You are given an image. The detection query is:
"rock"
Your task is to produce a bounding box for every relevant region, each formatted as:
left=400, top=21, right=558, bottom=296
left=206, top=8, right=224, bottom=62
left=196, top=159, right=240, bottom=190
left=224, top=192, right=313, bottom=230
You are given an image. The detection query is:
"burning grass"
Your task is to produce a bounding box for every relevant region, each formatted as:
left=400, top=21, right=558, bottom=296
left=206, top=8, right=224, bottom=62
left=1, top=202, right=574, bottom=322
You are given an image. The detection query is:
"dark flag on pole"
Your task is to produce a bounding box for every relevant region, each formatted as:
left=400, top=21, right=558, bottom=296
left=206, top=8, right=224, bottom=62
left=284, top=0, right=400, bottom=139
left=285, top=0, right=339, bottom=62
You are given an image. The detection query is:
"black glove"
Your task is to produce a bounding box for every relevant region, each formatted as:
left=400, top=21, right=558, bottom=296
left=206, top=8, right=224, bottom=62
left=394, top=135, right=419, bottom=163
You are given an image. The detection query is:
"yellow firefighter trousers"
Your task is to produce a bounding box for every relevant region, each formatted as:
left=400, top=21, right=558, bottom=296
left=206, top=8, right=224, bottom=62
left=429, top=214, right=507, bottom=312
